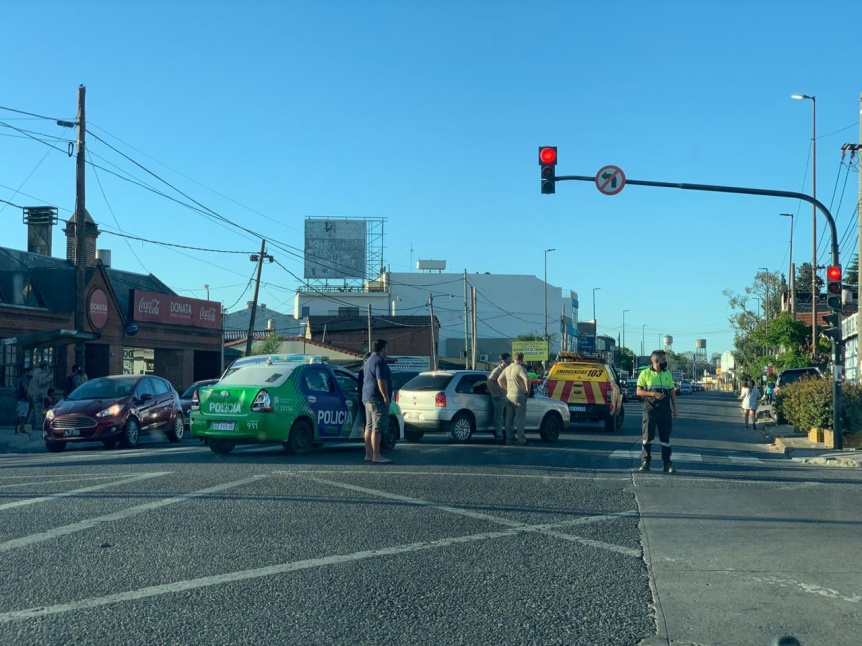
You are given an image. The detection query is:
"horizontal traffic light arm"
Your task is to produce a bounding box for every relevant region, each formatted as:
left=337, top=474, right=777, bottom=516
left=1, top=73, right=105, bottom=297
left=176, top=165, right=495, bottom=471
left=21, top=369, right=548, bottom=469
left=553, top=174, right=840, bottom=266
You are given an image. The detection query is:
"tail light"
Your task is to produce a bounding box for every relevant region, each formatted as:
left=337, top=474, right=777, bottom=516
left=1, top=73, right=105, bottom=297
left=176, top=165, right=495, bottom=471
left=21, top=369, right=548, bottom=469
left=434, top=392, right=446, bottom=408
left=191, top=389, right=200, bottom=411
left=252, top=389, right=273, bottom=412
left=606, top=387, right=613, bottom=404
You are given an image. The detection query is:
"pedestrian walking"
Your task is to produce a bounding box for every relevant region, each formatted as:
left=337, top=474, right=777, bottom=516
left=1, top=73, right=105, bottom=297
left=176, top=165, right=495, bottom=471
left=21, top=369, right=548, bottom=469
left=739, top=379, right=761, bottom=430
left=486, top=353, right=511, bottom=444
left=636, top=350, right=679, bottom=474
left=497, top=351, right=530, bottom=445
left=764, top=381, right=774, bottom=405
left=28, top=360, right=53, bottom=430
left=14, top=367, right=33, bottom=435
left=362, top=339, right=393, bottom=464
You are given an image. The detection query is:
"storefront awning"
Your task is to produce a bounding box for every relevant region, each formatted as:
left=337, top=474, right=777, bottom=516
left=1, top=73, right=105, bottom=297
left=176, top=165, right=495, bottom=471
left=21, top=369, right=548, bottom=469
left=1, top=329, right=101, bottom=348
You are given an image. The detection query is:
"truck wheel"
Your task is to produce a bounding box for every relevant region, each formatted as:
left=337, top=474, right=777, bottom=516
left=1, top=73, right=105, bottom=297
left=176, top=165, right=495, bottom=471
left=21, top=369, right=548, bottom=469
left=615, top=404, right=625, bottom=430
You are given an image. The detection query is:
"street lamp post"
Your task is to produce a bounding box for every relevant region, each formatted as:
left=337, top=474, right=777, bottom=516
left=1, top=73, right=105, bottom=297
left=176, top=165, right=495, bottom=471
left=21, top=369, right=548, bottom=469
left=592, top=287, right=601, bottom=338
left=622, top=309, right=630, bottom=353
left=204, top=284, right=210, bottom=300
left=544, top=248, right=555, bottom=355
left=792, top=93, right=817, bottom=353
left=759, top=267, right=770, bottom=334
left=780, top=213, right=794, bottom=313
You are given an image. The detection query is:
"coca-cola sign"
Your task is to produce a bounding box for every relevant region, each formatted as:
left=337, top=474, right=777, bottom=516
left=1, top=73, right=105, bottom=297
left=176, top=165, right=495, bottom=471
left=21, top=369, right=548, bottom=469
left=88, top=289, right=109, bottom=330
left=131, top=290, right=222, bottom=330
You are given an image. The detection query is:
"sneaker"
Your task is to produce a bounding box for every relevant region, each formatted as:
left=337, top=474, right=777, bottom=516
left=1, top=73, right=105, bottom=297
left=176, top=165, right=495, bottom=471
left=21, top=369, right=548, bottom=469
left=638, top=461, right=650, bottom=472
left=663, top=462, right=676, bottom=474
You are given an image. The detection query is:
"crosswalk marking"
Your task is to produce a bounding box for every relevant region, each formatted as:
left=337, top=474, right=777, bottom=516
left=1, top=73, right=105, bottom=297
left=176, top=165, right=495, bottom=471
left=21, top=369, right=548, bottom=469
left=608, top=449, right=765, bottom=464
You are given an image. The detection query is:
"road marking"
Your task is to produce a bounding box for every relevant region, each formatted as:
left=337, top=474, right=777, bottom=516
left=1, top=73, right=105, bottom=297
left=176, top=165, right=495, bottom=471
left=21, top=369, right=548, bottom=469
left=0, top=511, right=640, bottom=624
left=540, top=530, right=641, bottom=557
left=741, top=573, right=861, bottom=604
left=0, top=476, right=127, bottom=489
left=727, top=454, right=761, bottom=463
left=275, top=469, right=630, bottom=482
left=0, top=475, right=267, bottom=553
left=304, top=475, right=640, bottom=555
left=774, top=481, right=821, bottom=491
left=0, top=473, right=146, bottom=479
left=0, top=472, right=171, bottom=511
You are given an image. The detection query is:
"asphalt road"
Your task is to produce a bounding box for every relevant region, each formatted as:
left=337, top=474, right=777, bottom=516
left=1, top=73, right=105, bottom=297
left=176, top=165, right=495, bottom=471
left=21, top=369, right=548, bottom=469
left=0, top=392, right=860, bottom=645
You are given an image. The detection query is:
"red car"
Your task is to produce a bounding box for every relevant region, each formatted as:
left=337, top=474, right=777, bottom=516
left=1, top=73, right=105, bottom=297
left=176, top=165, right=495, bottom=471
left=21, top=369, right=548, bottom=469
left=43, top=375, right=184, bottom=452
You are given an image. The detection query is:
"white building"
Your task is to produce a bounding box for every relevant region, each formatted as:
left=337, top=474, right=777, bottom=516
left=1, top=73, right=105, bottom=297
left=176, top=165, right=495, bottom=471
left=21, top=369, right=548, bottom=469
left=294, top=269, right=579, bottom=361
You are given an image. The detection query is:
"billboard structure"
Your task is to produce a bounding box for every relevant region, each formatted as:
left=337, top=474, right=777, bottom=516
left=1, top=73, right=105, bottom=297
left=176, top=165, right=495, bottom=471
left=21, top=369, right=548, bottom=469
left=304, top=219, right=368, bottom=280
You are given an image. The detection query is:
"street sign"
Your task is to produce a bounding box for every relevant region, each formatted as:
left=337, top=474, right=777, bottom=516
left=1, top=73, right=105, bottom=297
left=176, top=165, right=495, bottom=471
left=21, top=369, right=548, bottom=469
left=595, top=165, right=626, bottom=195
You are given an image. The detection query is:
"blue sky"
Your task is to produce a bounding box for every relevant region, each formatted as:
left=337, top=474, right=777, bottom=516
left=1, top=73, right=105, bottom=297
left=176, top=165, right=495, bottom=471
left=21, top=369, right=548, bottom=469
left=2, top=0, right=861, bottom=356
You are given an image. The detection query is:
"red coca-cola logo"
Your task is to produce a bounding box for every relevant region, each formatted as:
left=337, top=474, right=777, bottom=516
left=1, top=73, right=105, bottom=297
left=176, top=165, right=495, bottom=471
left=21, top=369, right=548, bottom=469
left=88, top=289, right=109, bottom=329
left=138, top=297, right=161, bottom=315
left=200, top=306, right=217, bottom=322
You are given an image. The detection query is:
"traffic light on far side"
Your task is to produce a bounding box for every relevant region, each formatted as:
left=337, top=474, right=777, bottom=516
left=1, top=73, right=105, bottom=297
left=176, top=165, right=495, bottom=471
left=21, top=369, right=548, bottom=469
left=539, top=146, right=557, bottom=194
left=822, top=311, right=842, bottom=343
left=826, top=265, right=842, bottom=311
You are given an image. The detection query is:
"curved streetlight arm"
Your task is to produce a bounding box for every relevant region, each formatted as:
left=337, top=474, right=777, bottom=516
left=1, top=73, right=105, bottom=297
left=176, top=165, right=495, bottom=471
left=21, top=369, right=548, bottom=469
left=554, top=176, right=840, bottom=265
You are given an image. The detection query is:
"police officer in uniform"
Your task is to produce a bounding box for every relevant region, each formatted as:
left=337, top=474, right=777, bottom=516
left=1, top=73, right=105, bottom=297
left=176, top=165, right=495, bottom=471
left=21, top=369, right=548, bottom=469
left=636, top=350, right=678, bottom=473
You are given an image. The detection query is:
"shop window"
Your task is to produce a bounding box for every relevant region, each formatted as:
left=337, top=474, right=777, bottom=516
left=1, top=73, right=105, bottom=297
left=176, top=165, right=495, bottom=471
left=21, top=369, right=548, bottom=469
left=1, top=344, right=18, bottom=388
left=123, top=347, right=155, bottom=375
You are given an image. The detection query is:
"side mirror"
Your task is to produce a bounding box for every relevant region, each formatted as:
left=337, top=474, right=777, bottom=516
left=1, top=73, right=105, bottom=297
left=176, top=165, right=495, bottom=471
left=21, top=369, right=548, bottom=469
left=139, top=393, right=154, bottom=402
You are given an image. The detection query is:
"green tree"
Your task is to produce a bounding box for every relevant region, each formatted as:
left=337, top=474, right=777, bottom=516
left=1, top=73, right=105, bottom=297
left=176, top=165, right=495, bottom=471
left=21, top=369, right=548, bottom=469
left=796, top=262, right=823, bottom=295
left=251, top=333, right=282, bottom=355
left=615, top=347, right=634, bottom=375
left=845, top=254, right=858, bottom=291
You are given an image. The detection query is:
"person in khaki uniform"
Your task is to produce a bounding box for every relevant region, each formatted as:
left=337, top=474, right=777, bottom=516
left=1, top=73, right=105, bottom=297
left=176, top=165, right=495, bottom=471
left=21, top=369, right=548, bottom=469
left=486, top=353, right=511, bottom=444
left=497, top=352, right=530, bottom=445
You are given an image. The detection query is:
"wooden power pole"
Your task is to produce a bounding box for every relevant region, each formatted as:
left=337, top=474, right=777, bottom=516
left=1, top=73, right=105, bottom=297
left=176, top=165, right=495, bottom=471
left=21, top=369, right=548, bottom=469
left=74, top=85, right=87, bottom=373
left=245, top=239, right=270, bottom=356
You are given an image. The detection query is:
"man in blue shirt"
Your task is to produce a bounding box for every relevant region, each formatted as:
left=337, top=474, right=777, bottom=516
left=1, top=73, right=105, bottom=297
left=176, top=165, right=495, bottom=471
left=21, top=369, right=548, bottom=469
left=362, top=338, right=393, bottom=463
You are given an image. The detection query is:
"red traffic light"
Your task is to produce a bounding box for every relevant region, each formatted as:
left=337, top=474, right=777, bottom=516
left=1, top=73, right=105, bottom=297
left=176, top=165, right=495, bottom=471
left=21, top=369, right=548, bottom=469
left=539, top=147, right=557, bottom=165
left=827, top=266, right=842, bottom=281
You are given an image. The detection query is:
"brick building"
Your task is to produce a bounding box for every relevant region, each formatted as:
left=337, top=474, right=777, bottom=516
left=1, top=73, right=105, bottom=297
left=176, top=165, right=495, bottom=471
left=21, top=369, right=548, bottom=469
left=0, top=212, right=223, bottom=423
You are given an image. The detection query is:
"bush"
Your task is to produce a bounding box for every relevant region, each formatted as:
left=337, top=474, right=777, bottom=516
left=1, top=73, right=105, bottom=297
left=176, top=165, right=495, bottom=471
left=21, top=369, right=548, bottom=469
left=779, top=377, right=862, bottom=434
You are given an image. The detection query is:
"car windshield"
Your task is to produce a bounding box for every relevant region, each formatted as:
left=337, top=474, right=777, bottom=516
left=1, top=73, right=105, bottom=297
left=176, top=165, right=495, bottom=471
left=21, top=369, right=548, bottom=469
left=65, top=379, right=136, bottom=400
left=218, top=365, right=293, bottom=387
left=401, top=374, right=453, bottom=391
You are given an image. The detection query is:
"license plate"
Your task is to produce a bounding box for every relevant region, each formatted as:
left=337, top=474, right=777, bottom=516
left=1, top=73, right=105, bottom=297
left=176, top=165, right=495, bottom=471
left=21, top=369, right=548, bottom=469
left=62, top=429, right=80, bottom=437
left=569, top=406, right=586, bottom=412
left=212, top=422, right=235, bottom=431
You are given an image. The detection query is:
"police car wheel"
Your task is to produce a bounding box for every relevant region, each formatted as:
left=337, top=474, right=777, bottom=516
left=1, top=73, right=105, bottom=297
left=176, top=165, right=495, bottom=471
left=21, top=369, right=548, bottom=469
left=380, top=416, right=399, bottom=451
left=209, top=438, right=235, bottom=455
left=285, top=419, right=314, bottom=456
left=447, top=412, right=474, bottom=443
left=539, top=413, right=562, bottom=442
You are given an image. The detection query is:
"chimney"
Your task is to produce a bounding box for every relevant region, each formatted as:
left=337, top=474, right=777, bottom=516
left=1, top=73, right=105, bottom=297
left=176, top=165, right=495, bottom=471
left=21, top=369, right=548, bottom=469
left=95, top=249, right=112, bottom=268
left=24, top=206, right=58, bottom=256
left=260, top=304, right=266, bottom=309
left=64, top=210, right=100, bottom=267
left=246, top=301, right=254, bottom=309
left=266, top=318, right=274, bottom=330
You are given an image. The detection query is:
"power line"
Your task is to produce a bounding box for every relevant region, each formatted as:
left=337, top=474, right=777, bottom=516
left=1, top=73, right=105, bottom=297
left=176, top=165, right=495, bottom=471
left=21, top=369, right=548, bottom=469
left=0, top=105, right=71, bottom=122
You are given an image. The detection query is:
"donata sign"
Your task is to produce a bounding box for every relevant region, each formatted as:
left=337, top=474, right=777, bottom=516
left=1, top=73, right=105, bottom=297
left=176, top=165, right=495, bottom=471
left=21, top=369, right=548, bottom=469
left=131, top=290, right=222, bottom=330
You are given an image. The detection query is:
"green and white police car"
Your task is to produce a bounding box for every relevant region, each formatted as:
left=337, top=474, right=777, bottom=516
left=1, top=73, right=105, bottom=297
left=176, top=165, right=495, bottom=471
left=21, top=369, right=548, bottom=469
left=190, top=355, right=402, bottom=455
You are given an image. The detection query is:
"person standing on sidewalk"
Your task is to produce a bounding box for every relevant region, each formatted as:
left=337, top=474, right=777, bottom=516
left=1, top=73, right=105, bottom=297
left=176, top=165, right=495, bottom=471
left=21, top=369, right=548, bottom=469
left=636, top=350, right=679, bottom=474
left=498, top=352, right=530, bottom=446
left=486, top=353, right=511, bottom=444
left=739, top=379, right=761, bottom=430
left=14, top=367, right=33, bottom=435
left=362, top=339, right=393, bottom=464
left=28, top=360, right=53, bottom=430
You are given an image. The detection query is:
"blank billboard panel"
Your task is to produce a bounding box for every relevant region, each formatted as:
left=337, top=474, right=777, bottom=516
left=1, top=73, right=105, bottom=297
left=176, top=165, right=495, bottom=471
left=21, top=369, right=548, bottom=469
left=304, top=219, right=368, bottom=279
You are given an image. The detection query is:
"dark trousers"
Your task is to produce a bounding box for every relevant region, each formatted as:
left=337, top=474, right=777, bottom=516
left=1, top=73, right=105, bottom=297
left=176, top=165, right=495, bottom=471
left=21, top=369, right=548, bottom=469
left=641, top=408, right=673, bottom=464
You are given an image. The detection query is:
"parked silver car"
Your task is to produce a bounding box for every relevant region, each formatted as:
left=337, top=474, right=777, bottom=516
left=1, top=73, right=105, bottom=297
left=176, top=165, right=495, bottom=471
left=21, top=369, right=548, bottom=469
left=395, top=370, right=570, bottom=443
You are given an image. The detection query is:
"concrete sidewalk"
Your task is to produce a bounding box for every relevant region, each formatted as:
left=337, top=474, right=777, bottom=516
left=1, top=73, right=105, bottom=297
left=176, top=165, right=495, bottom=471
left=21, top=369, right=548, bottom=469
left=767, top=423, right=862, bottom=468
left=0, top=425, right=46, bottom=454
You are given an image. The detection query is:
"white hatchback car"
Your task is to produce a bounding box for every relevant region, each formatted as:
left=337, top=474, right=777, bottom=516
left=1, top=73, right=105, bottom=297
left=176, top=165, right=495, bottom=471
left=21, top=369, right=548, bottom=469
left=395, top=370, right=570, bottom=443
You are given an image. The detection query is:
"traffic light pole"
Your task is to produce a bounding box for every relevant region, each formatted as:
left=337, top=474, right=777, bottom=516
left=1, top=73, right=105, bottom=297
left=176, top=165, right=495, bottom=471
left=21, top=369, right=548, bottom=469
left=554, top=173, right=843, bottom=448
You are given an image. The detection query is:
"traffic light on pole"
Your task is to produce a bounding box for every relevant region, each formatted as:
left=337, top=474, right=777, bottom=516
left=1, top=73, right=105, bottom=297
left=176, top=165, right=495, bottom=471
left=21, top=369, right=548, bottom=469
left=826, top=265, right=842, bottom=311
left=539, top=146, right=557, bottom=194
left=822, top=311, right=842, bottom=343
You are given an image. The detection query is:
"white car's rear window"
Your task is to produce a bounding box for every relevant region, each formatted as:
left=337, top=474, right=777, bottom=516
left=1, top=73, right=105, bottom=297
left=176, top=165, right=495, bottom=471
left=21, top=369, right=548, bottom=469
left=219, top=365, right=295, bottom=387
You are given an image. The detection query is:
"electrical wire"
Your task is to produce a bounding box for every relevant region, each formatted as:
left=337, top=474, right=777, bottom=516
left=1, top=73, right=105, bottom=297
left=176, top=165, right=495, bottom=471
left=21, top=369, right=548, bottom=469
left=0, top=105, right=71, bottom=122
left=99, top=230, right=256, bottom=254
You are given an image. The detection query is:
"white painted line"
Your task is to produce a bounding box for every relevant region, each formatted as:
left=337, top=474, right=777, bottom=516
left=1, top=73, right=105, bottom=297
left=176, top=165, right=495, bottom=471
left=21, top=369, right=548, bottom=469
left=274, top=469, right=630, bottom=482
left=304, top=475, right=639, bottom=555
left=540, top=530, right=641, bottom=557
left=0, top=511, right=640, bottom=624
left=672, top=452, right=703, bottom=463
left=609, top=449, right=703, bottom=462
left=0, top=473, right=144, bottom=479
left=774, top=481, right=821, bottom=491
left=728, top=454, right=761, bottom=463
left=0, top=472, right=171, bottom=512
left=0, top=476, right=125, bottom=489
left=609, top=450, right=640, bottom=460
left=0, top=475, right=267, bottom=553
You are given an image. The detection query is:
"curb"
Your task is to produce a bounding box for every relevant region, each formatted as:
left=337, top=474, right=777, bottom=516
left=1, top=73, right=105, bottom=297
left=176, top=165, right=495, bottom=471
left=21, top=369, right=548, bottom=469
left=791, top=455, right=862, bottom=468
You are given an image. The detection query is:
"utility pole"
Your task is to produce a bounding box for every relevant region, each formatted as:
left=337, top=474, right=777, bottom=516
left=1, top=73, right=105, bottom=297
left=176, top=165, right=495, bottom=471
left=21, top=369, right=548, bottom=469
left=74, top=85, right=87, bottom=373
left=245, top=239, right=272, bottom=356
left=367, top=304, right=372, bottom=352
left=471, top=286, right=478, bottom=370
left=428, top=294, right=437, bottom=371
left=463, top=269, right=469, bottom=369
